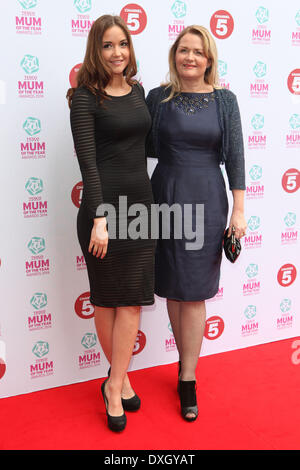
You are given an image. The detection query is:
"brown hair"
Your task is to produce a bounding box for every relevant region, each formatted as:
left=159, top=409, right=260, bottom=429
left=162, top=25, right=220, bottom=102
left=66, top=15, right=137, bottom=107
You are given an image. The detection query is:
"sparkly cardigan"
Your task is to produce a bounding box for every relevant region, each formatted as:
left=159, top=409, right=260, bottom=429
left=146, top=86, right=245, bottom=190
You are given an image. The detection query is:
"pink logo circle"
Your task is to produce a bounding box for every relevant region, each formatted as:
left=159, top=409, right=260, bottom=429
left=71, top=181, right=83, bottom=208
left=277, top=264, right=297, bottom=287
left=120, top=4, right=147, bottom=35
left=287, top=69, right=300, bottom=95
left=69, top=63, right=82, bottom=88
left=210, top=10, right=234, bottom=39
left=132, top=330, right=146, bottom=355
left=282, top=168, right=300, bottom=193
left=204, top=316, right=225, bottom=340
left=74, top=292, right=94, bottom=319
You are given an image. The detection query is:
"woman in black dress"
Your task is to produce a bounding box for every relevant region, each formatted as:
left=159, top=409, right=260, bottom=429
left=67, top=15, right=155, bottom=432
left=146, top=25, right=247, bottom=421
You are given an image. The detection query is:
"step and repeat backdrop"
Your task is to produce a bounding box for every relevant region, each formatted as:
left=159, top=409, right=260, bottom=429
left=0, top=0, right=299, bottom=397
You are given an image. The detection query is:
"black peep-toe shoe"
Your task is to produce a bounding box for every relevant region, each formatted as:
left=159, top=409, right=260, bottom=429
left=101, top=379, right=127, bottom=432
left=108, top=367, right=141, bottom=412
left=178, top=380, right=198, bottom=422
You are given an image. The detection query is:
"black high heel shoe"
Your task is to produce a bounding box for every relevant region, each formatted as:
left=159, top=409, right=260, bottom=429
left=101, top=378, right=127, bottom=432
left=178, top=380, right=198, bottom=422
left=108, top=367, right=141, bottom=411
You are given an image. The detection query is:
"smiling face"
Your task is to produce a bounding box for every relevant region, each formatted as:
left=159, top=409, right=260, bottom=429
left=175, top=33, right=211, bottom=84
left=101, top=25, right=130, bottom=76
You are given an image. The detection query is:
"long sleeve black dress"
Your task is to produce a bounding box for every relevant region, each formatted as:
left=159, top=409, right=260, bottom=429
left=70, top=84, right=155, bottom=307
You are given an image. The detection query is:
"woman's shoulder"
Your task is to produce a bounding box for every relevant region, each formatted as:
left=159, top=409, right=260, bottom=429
left=133, top=80, right=145, bottom=97
left=215, top=87, right=237, bottom=102
left=148, top=85, right=166, bottom=93
left=71, top=86, right=97, bottom=110
left=146, top=86, right=170, bottom=109
left=147, top=85, right=169, bottom=97
left=73, top=85, right=94, bottom=97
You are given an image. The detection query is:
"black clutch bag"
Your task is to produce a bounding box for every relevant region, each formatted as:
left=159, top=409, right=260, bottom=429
left=223, top=227, right=241, bottom=263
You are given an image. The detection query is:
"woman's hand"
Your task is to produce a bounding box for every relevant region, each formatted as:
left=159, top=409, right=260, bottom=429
left=89, top=217, right=108, bottom=258
left=228, top=209, right=247, bottom=239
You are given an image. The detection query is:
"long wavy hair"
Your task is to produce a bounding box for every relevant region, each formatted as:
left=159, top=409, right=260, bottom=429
left=162, top=25, right=220, bottom=102
left=66, top=15, right=137, bottom=107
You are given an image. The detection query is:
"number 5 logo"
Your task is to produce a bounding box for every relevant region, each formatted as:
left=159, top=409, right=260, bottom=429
left=282, top=168, right=299, bottom=193
left=277, top=264, right=297, bottom=287
left=210, top=10, right=234, bottom=39
left=288, top=69, right=300, bottom=95
left=74, top=292, right=95, bottom=319
left=120, top=4, right=147, bottom=35
left=204, top=316, right=225, bottom=340
left=71, top=181, right=83, bottom=208
left=132, top=330, right=146, bottom=355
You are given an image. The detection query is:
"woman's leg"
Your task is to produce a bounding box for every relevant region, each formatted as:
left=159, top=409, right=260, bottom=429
left=104, top=305, right=141, bottom=416
left=94, top=306, right=137, bottom=401
left=94, top=306, right=115, bottom=364
left=178, top=300, right=206, bottom=419
left=166, top=299, right=182, bottom=359
left=166, top=299, right=206, bottom=379
left=179, top=300, right=206, bottom=381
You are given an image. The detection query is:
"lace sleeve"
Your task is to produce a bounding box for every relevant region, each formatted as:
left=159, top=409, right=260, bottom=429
left=224, top=94, right=246, bottom=190
left=145, top=88, right=158, bottom=158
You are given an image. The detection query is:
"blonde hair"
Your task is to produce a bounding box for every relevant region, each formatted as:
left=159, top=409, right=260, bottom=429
left=162, top=25, right=220, bottom=102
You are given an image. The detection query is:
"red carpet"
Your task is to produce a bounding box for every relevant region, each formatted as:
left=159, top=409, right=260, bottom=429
left=0, top=337, right=299, bottom=450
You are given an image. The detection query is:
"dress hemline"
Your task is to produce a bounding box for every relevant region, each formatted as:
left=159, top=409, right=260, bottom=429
left=154, top=288, right=219, bottom=303
left=90, top=297, right=155, bottom=308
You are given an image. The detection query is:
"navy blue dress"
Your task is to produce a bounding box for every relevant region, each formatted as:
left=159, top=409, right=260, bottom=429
left=151, top=91, right=228, bottom=301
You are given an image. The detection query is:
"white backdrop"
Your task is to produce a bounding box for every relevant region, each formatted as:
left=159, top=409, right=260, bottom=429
left=0, top=0, right=299, bottom=398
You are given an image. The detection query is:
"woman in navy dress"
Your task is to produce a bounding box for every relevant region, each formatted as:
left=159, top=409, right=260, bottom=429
left=146, top=25, right=247, bottom=421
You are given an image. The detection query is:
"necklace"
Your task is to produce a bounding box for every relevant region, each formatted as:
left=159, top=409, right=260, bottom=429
left=173, top=92, right=216, bottom=115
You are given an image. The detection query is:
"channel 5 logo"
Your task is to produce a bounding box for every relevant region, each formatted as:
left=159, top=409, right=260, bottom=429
left=133, top=330, right=146, bottom=355
left=210, top=10, right=234, bottom=39
left=204, top=316, right=224, bottom=340
left=277, top=264, right=297, bottom=287
left=287, top=69, right=300, bottom=95
left=282, top=169, right=299, bottom=193
left=120, top=3, right=147, bottom=35
left=74, top=292, right=94, bottom=319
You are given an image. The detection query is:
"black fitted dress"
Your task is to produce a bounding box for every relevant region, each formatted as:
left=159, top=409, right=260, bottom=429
left=70, top=84, right=155, bottom=307
left=151, top=91, right=228, bottom=301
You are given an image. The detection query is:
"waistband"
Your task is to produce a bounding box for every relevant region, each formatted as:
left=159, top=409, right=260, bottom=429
left=157, top=159, right=221, bottom=170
